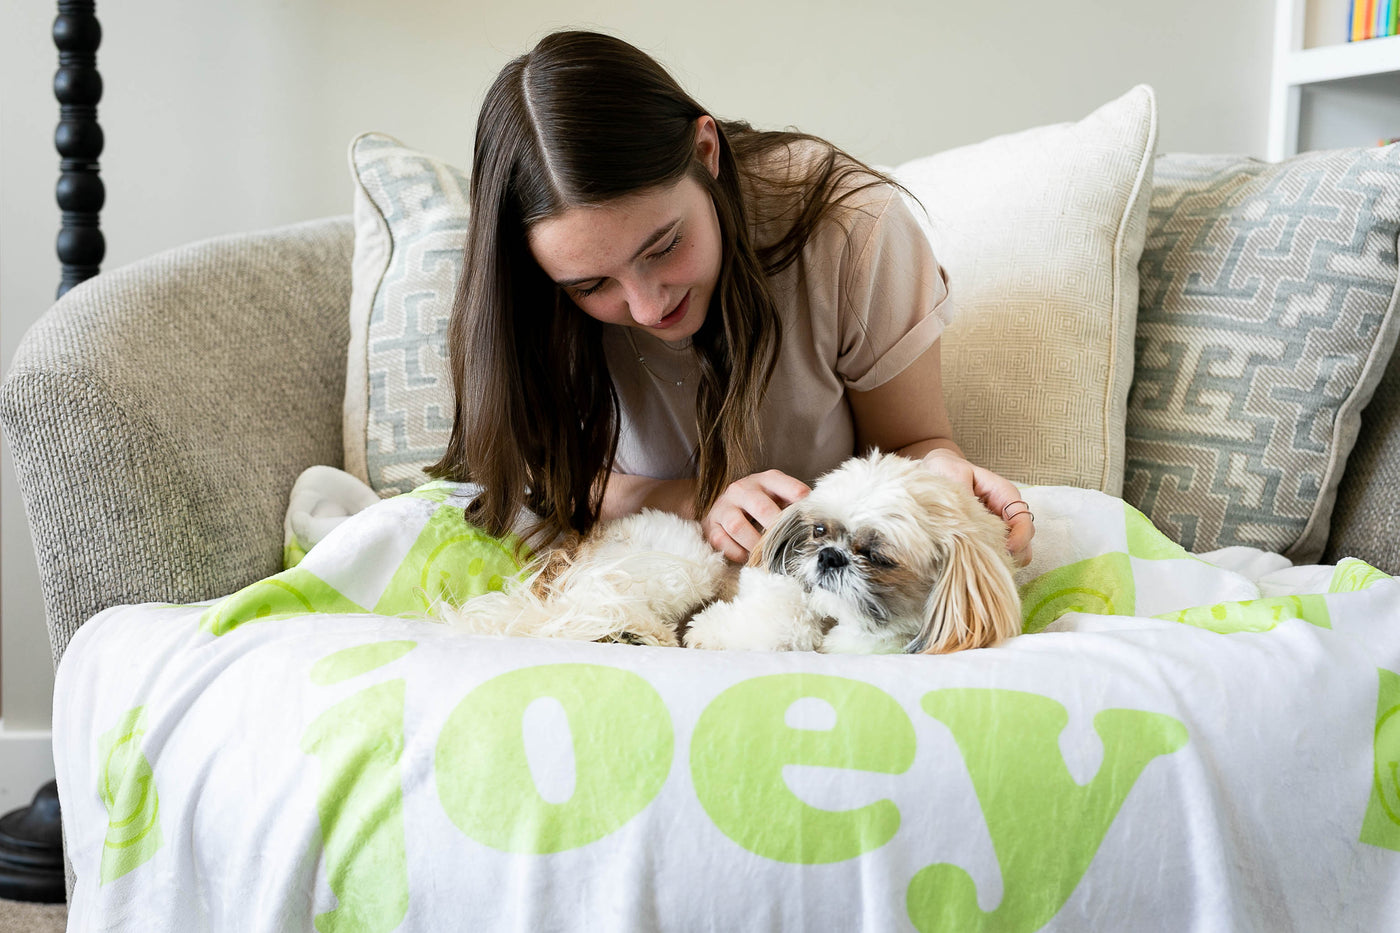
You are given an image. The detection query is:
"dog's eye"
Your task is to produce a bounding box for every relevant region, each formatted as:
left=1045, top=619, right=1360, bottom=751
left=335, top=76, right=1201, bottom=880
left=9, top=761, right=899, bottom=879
left=858, top=546, right=894, bottom=568
left=812, top=523, right=827, bottom=538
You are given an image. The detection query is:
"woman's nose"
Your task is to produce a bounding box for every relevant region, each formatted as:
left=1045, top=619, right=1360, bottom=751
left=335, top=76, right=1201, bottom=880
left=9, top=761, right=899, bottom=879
left=624, top=279, right=669, bottom=326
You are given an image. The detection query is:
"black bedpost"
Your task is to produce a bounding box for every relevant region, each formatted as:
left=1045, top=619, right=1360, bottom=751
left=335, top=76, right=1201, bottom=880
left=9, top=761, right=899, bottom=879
left=0, top=0, right=106, bottom=907
left=53, top=0, right=104, bottom=298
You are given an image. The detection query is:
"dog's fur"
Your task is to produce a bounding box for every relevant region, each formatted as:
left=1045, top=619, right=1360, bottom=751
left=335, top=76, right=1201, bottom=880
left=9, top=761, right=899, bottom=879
left=435, top=452, right=1022, bottom=654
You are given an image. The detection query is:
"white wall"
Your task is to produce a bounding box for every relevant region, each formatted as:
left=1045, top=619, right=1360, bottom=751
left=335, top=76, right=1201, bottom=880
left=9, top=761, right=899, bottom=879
left=0, top=1, right=1274, bottom=738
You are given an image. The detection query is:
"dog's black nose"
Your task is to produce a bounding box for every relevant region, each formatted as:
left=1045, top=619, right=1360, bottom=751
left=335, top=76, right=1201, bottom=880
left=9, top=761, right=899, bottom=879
left=817, top=547, right=848, bottom=573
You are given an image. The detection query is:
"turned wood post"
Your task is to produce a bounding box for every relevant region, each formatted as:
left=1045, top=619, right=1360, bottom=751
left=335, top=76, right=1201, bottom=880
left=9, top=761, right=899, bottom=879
left=54, top=0, right=104, bottom=298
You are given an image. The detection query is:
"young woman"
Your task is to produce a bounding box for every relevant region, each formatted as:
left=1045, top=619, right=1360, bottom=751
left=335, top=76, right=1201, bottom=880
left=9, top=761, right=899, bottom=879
left=429, top=30, right=1034, bottom=566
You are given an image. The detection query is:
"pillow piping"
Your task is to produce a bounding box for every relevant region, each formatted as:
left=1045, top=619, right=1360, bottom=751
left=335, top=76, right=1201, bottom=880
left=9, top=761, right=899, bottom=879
left=1102, top=86, right=1158, bottom=494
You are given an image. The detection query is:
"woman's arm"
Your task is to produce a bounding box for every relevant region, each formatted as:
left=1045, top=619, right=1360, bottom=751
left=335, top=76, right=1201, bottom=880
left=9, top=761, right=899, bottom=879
left=848, top=339, right=1034, bottom=565
left=598, top=472, right=697, bottom=522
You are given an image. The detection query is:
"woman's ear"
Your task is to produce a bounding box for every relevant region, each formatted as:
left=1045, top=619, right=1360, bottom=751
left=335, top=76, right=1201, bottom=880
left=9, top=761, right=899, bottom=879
left=695, top=115, right=720, bottom=179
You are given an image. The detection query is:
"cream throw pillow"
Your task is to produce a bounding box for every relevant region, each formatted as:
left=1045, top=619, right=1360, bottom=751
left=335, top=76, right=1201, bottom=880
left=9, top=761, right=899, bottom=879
left=893, top=85, right=1157, bottom=494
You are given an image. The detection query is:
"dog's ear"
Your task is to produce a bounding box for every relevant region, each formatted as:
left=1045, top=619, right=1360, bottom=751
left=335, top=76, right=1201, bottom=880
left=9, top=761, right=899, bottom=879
left=910, top=527, right=1022, bottom=654
left=748, top=503, right=808, bottom=573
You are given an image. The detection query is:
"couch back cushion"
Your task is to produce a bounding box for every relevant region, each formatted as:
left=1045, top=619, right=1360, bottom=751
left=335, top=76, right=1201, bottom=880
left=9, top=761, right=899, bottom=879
left=1125, top=146, right=1400, bottom=562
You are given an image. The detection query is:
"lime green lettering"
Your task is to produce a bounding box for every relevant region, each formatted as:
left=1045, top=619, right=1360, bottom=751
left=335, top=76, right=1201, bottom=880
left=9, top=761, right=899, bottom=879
left=300, top=680, right=409, bottom=933
left=310, top=641, right=417, bottom=686
left=690, top=673, right=915, bottom=864
left=1361, top=668, right=1400, bottom=852
left=375, top=505, right=524, bottom=614
left=1329, top=558, right=1392, bottom=594
left=435, top=663, right=671, bottom=853
left=97, top=706, right=163, bottom=884
left=1124, top=504, right=1193, bottom=561
left=1157, top=594, right=1330, bottom=633
left=200, top=566, right=365, bottom=635
left=909, top=689, right=1187, bottom=933
left=1019, top=553, right=1135, bottom=633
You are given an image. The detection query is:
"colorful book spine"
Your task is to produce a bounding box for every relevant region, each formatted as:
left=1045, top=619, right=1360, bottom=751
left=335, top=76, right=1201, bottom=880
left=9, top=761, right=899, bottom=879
left=1347, top=0, right=1397, bottom=43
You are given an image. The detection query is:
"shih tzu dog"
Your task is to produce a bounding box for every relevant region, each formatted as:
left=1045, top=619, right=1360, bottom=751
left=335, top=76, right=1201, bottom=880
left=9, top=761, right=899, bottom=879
left=435, top=452, right=1022, bottom=655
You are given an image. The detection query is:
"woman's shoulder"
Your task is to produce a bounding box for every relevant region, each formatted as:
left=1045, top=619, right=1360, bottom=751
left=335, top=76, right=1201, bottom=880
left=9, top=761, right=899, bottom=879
left=735, top=134, right=901, bottom=254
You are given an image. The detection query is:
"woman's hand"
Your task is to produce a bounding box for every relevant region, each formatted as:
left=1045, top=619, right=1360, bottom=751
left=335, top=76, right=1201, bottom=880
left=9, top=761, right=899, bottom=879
left=918, top=449, right=1034, bottom=566
left=702, top=470, right=812, bottom=563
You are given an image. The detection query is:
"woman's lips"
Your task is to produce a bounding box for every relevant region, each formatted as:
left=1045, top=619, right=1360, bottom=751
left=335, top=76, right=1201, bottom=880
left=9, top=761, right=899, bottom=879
left=652, top=291, right=690, bottom=330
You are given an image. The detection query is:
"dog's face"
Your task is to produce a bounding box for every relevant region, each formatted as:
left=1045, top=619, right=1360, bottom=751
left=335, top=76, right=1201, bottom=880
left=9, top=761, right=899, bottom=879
left=752, top=452, right=1021, bottom=653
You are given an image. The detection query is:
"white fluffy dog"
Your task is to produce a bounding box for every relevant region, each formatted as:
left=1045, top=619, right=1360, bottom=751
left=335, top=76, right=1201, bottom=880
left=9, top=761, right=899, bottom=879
left=436, top=452, right=1022, bottom=654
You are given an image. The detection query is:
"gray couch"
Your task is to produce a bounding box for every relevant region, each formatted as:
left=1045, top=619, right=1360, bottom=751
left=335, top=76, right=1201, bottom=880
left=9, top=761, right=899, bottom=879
left=3, top=217, right=353, bottom=670
left=4, top=184, right=1400, bottom=674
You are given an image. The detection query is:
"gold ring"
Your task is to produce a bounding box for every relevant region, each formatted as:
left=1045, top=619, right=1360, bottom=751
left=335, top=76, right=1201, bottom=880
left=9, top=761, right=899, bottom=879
left=1002, top=500, right=1033, bottom=522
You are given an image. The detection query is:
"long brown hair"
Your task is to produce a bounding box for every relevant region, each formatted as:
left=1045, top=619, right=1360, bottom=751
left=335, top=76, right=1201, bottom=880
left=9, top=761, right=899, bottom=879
left=427, top=30, right=901, bottom=547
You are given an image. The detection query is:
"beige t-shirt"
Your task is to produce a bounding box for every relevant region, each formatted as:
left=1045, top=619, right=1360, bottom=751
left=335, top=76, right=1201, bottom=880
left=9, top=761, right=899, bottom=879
left=603, top=149, right=954, bottom=485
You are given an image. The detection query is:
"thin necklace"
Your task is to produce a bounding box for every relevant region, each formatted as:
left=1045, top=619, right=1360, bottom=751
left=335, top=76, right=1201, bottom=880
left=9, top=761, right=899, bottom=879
left=625, top=328, right=687, bottom=387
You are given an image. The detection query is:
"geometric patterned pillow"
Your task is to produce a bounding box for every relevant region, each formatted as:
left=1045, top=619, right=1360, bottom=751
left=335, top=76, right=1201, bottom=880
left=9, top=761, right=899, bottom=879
left=1124, top=145, right=1400, bottom=562
left=344, top=133, right=469, bottom=495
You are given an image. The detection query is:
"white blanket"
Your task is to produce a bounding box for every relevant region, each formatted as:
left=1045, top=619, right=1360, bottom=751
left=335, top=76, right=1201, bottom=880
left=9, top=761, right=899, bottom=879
left=54, top=482, right=1400, bottom=931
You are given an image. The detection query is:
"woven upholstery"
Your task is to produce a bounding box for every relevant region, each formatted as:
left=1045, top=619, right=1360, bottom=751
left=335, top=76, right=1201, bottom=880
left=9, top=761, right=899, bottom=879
left=1324, top=336, right=1400, bottom=573
left=0, top=216, right=354, bottom=670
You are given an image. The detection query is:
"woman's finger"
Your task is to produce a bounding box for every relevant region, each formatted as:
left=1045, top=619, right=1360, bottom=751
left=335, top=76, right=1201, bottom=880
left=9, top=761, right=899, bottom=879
left=725, top=483, right=786, bottom=533
left=921, top=451, right=1035, bottom=564
left=1004, top=512, right=1034, bottom=566
left=753, top=470, right=812, bottom=509
left=986, top=486, right=1036, bottom=566
left=706, top=524, right=749, bottom=563
left=718, top=507, right=764, bottom=555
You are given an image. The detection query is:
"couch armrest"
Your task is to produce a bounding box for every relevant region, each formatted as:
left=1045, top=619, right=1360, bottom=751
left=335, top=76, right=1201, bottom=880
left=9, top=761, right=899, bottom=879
left=0, top=216, right=355, bottom=669
left=1325, top=341, right=1400, bottom=574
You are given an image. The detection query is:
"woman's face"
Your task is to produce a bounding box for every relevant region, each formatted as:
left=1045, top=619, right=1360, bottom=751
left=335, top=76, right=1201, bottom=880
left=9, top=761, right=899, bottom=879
left=527, top=121, right=723, bottom=343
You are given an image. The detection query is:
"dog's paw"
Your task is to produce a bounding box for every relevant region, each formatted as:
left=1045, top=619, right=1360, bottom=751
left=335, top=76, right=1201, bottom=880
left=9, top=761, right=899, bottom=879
left=817, top=622, right=906, bottom=655
left=684, top=568, right=824, bottom=651
left=600, top=627, right=679, bottom=648
left=683, top=600, right=752, bottom=650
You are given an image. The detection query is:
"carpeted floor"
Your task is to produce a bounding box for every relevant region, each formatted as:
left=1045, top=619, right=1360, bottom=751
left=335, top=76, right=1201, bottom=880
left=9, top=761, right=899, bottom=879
left=0, top=897, right=66, bottom=932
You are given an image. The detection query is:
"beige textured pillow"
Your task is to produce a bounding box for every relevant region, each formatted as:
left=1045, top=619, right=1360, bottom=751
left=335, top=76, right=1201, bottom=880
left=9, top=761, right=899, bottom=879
left=893, top=85, right=1157, bottom=494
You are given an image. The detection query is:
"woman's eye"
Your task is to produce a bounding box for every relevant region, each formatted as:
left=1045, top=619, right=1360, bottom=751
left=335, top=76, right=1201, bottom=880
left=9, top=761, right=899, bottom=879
left=573, top=281, right=604, bottom=298
left=651, top=232, right=683, bottom=259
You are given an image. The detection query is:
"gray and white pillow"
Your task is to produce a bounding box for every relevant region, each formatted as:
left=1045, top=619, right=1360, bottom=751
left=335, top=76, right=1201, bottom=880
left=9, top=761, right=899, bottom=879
left=344, top=133, right=468, bottom=494
left=1125, top=145, right=1400, bottom=562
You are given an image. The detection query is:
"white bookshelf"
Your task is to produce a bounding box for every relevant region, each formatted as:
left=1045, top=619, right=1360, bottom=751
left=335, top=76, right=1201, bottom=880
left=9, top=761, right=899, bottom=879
left=1269, top=0, right=1400, bottom=160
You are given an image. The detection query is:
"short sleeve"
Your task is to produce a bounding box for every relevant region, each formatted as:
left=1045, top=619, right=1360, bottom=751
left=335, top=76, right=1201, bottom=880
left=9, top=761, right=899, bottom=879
left=835, top=189, right=955, bottom=392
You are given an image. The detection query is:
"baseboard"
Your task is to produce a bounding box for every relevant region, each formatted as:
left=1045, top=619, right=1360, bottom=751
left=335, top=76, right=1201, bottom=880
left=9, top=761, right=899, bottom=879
left=0, top=726, right=55, bottom=816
